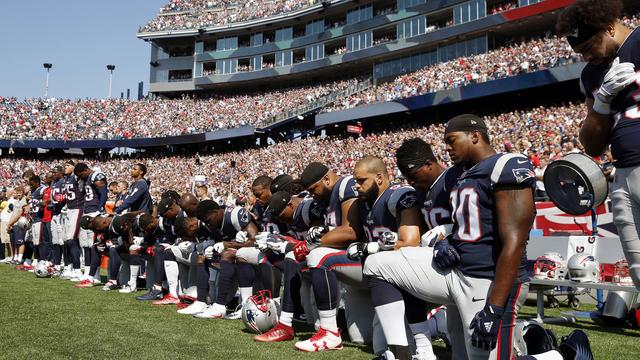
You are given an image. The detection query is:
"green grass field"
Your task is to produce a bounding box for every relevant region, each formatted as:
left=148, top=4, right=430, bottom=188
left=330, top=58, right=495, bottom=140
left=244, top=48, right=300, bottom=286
left=0, top=264, right=638, bottom=359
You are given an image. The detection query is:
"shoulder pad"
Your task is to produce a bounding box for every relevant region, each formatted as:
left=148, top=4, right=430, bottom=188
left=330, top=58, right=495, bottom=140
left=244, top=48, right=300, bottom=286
left=338, top=176, right=358, bottom=202
left=490, top=154, right=535, bottom=187
left=388, top=185, right=417, bottom=218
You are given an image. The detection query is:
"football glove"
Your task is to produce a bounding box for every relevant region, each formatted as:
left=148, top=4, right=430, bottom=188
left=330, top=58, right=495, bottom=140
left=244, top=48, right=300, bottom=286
left=305, top=226, right=327, bottom=245
left=213, top=242, right=225, bottom=254
left=266, top=235, right=288, bottom=254
left=433, top=239, right=460, bottom=270
left=470, top=303, right=505, bottom=351
left=293, top=241, right=309, bottom=262
left=346, top=242, right=380, bottom=261
left=177, top=241, right=192, bottom=253
left=377, top=231, right=398, bottom=251
left=255, top=232, right=273, bottom=251
left=235, top=231, right=248, bottom=243
left=132, top=236, right=144, bottom=246
left=204, top=246, right=215, bottom=260
left=594, top=57, right=637, bottom=114
left=420, top=224, right=453, bottom=247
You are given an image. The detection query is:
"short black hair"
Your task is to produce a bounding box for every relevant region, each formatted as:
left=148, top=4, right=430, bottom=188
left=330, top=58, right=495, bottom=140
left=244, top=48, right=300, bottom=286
left=29, top=175, right=41, bottom=184
left=252, top=175, right=272, bottom=189
left=396, top=138, right=436, bottom=175
left=135, top=163, right=147, bottom=176
left=161, top=190, right=181, bottom=201
left=195, top=199, right=220, bottom=221
left=173, top=217, right=190, bottom=237
left=556, top=0, right=622, bottom=36
left=138, top=214, right=155, bottom=230
left=74, top=162, right=89, bottom=175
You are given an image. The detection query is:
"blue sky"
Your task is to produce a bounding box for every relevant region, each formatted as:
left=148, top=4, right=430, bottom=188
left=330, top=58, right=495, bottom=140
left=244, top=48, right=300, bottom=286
left=0, top=0, right=166, bottom=100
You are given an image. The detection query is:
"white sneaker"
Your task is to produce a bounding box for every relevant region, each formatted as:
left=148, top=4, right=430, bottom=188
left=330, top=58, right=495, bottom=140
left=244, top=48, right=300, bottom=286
left=225, top=303, right=243, bottom=320
left=194, top=304, right=226, bottom=319
left=119, top=285, right=137, bottom=294
left=0, top=257, right=12, bottom=264
left=59, top=268, right=72, bottom=279
left=177, top=301, right=208, bottom=315
left=294, top=327, right=343, bottom=352
left=413, top=344, right=437, bottom=360
left=69, top=270, right=84, bottom=282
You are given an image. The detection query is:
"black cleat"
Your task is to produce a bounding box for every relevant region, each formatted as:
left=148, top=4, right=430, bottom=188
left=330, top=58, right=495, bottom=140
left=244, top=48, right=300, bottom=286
left=559, top=330, right=594, bottom=360
left=136, top=288, right=163, bottom=301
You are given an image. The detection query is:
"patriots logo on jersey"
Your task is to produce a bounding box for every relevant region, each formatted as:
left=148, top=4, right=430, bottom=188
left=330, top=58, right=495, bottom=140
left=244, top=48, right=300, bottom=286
left=310, top=206, right=323, bottom=217
left=351, top=185, right=358, bottom=195
left=512, top=168, right=535, bottom=184
left=240, top=211, right=249, bottom=224
left=399, top=194, right=417, bottom=209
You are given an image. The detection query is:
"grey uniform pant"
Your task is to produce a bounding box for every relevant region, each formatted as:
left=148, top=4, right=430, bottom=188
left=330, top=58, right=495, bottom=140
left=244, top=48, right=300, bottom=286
left=611, top=165, right=640, bottom=291
left=363, top=247, right=525, bottom=360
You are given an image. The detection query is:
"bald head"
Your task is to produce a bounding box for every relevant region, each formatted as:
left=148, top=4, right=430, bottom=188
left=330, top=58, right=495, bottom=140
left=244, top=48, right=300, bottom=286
left=355, top=156, right=388, bottom=178
left=178, top=193, right=199, bottom=217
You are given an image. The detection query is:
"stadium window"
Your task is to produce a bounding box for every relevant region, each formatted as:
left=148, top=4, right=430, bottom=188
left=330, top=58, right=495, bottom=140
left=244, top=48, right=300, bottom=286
left=252, top=56, right=262, bottom=71
left=195, top=42, right=204, bottom=55
left=276, top=27, right=293, bottom=42
left=250, top=33, right=263, bottom=47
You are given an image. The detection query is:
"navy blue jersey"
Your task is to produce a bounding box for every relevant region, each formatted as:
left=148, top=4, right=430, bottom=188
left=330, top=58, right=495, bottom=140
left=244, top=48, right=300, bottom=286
left=157, top=216, right=177, bottom=243
left=115, top=179, right=152, bottom=214
left=325, top=175, right=358, bottom=228
left=219, top=206, right=251, bottom=240
left=260, top=206, right=289, bottom=234
left=290, top=196, right=325, bottom=239
left=580, top=27, right=640, bottom=167
left=82, top=171, right=107, bottom=213
left=50, top=179, right=66, bottom=215
left=30, top=185, right=48, bottom=222
left=416, top=166, right=464, bottom=229
left=63, top=175, right=84, bottom=210
left=449, top=153, right=535, bottom=280
left=359, top=184, right=417, bottom=242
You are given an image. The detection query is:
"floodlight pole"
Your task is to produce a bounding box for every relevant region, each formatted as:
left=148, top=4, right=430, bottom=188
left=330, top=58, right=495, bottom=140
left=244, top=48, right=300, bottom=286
left=43, top=63, right=52, bottom=98
left=107, top=65, right=116, bottom=98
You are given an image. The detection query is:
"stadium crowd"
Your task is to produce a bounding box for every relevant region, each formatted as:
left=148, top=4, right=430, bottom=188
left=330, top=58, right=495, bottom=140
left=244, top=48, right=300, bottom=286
left=324, top=35, right=581, bottom=111
left=140, top=0, right=318, bottom=32
left=2, top=34, right=593, bottom=141
left=0, top=78, right=358, bottom=140
left=0, top=101, right=587, bottom=203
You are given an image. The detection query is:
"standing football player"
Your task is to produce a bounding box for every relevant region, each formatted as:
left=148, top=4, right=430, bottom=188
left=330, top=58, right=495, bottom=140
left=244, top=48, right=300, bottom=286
left=73, top=162, right=108, bottom=287
left=557, top=0, right=640, bottom=291
left=62, top=161, right=84, bottom=280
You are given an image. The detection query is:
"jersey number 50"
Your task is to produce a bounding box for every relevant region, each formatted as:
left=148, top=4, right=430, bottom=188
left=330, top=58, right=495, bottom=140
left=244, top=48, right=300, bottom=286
left=449, top=188, right=481, bottom=242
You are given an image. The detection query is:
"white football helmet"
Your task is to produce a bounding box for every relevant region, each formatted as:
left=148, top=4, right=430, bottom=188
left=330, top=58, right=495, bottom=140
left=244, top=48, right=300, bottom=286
left=533, top=252, right=567, bottom=280
left=34, top=261, right=53, bottom=278
left=613, top=258, right=633, bottom=285
left=241, top=290, right=278, bottom=334
left=567, top=254, right=601, bottom=283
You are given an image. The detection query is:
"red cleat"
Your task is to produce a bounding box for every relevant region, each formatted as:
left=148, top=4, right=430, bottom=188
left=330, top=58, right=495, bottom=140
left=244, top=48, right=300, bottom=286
left=74, top=279, right=100, bottom=288
left=254, top=322, right=295, bottom=342
left=152, top=294, right=180, bottom=305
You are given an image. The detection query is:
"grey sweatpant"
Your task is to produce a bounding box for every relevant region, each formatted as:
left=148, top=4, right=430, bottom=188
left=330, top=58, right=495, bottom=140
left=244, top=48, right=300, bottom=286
left=611, top=165, right=640, bottom=291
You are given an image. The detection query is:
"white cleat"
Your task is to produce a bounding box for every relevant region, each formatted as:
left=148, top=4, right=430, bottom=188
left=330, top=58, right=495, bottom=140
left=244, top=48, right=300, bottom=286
left=413, top=350, right=437, bottom=360
left=118, top=285, right=137, bottom=294
left=225, top=304, right=243, bottom=320
left=194, top=304, right=226, bottom=319
left=177, top=301, right=208, bottom=315
left=294, top=327, right=343, bottom=352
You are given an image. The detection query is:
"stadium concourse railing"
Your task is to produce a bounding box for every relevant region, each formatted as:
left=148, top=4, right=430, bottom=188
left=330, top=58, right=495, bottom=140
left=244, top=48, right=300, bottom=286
left=316, top=62, right=588, bottom=126
left=258, top=78, right=373, bottom=130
